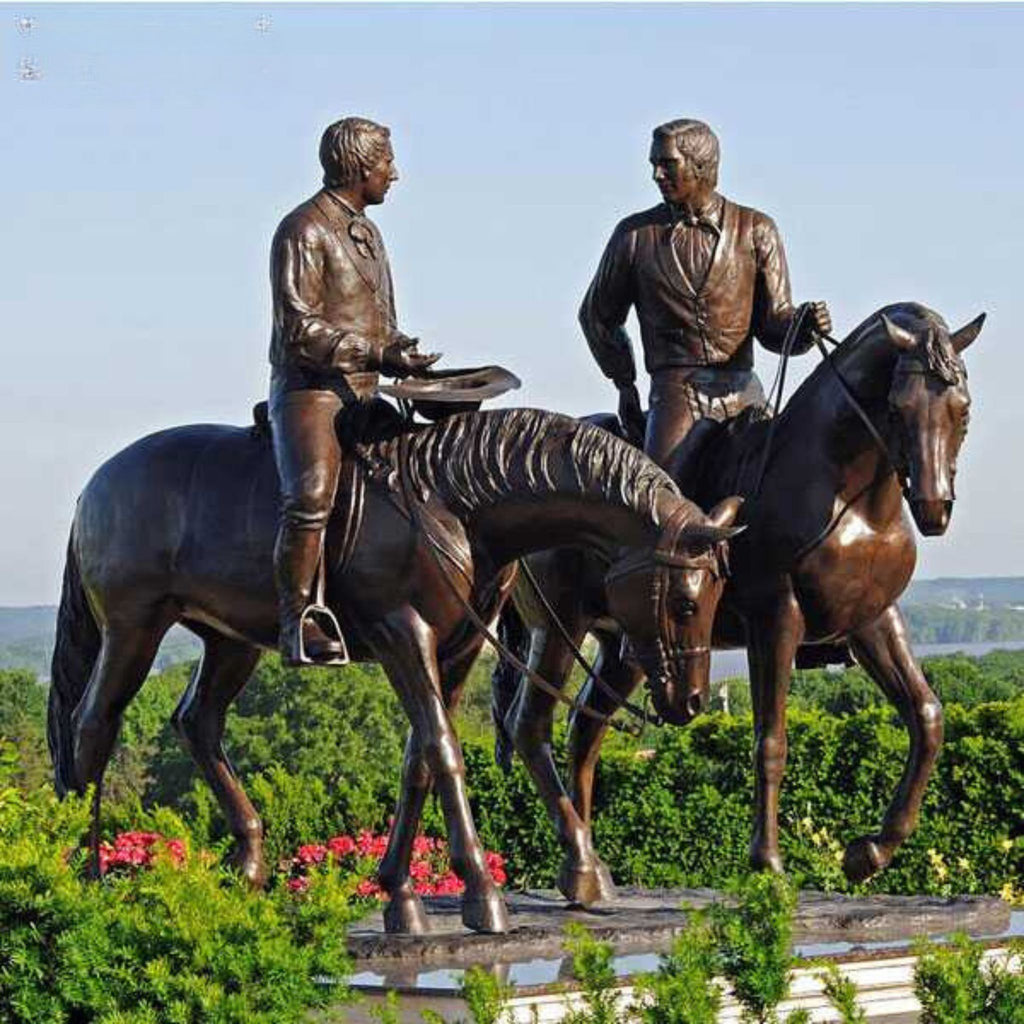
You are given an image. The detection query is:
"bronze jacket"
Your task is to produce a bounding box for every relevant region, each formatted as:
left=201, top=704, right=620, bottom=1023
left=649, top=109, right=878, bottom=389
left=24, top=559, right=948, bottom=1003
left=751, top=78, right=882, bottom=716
left=268, top=189, right=397, bottom=399
left=579, top=196, right=808, bottom=385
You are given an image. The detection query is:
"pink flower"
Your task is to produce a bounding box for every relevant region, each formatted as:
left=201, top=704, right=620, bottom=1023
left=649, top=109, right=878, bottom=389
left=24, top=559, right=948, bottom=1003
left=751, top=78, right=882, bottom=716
left=327, top=835, right=357, bottom=858
left=288, top=877, right=310, bottom=894
left=296, top=843, right=328, bottom=866
left=355, top=879, right=384, bottom=899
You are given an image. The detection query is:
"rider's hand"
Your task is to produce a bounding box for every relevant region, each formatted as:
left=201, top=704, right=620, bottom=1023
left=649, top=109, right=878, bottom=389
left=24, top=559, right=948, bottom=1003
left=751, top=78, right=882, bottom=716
left=808, top=300, right=832, bottom=339
left=617, top=383, right=646, bottom=446
left=380, top=334, right=441, bottom=379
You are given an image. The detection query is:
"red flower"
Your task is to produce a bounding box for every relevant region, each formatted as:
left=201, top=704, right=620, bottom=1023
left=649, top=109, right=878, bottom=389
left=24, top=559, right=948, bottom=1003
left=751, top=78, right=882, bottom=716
left=327, top=835, right=357, bottom=858
left=355, top=878, right=384, bottom=899
left=287, top=877, right=310, bottom=894
left=296, top=843, right=328, bottom=866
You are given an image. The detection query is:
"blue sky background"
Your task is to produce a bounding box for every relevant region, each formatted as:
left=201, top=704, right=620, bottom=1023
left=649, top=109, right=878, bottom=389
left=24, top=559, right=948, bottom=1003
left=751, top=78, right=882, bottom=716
left=2, top=2, right=1021, bottom=604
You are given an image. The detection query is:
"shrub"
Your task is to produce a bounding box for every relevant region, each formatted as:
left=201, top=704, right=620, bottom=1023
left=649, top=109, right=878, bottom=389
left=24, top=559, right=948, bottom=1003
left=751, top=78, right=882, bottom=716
left=0, top=744, right=357, bottom=1024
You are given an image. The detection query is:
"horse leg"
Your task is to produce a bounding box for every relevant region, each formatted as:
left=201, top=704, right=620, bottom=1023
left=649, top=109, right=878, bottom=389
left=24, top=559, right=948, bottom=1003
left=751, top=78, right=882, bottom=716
left=568, top=629, right=644, bottom=826
left=71, top=607, right=174, bottom=874
left=170, top=633, right=264, bottom=886
left=511, top=620, right=607, bottom=905
left=377, top=632, right=492, bottom=934
left=843, top=604, right=943, bottom=883
left=565, top=629, right=645, bottom=901
left=747, top=585, right=805, bottom=874
left=377, top=611, right=507, bottom=934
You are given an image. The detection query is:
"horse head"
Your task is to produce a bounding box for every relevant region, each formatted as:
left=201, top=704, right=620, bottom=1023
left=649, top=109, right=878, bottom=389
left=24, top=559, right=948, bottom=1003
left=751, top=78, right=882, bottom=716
left=880, top=309, right=984, bottom=536
left=603, top=495, right=743, bottom=725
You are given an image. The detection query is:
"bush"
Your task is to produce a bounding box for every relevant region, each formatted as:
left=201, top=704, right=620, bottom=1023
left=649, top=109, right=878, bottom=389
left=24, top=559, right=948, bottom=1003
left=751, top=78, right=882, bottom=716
left=0, top=743, right=357, bottom=1024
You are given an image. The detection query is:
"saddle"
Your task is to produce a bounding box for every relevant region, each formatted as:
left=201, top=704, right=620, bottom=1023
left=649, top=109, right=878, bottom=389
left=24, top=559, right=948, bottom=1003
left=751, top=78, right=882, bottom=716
left=251, top=363, right=522, bottom=585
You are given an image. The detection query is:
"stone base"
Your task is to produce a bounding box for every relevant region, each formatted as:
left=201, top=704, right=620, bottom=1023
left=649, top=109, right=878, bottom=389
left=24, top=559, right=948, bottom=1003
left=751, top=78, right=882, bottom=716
left=315, top=888, right=1018, bottom=1023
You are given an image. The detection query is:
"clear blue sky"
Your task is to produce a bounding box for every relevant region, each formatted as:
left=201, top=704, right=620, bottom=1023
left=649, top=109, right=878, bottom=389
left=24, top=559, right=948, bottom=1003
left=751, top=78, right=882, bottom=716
left=2, top=2, right=1021, bottom=604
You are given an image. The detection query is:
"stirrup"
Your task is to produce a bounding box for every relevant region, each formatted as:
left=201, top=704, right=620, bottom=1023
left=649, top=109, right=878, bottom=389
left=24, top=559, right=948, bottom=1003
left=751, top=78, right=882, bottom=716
left=296, top=604, right=350, bottom=666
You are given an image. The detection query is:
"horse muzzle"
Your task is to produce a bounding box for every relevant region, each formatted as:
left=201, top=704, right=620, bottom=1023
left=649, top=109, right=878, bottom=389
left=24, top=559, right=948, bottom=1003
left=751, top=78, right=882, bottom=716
left=647, top=648, right=711, bottom=726
left=910, top=498, right=953, bottom=537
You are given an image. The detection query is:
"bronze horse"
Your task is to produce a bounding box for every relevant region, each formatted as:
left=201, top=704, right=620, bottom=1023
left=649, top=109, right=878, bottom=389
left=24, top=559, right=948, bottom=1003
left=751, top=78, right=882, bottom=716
left=493, top=303, right=984, bottom=900
left=47, top=407, right=742, bottom=933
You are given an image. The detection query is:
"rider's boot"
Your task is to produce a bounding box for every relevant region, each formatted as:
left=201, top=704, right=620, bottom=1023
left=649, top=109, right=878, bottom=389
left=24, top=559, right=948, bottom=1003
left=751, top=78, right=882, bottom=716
left=273, top=522, right=347, bottom=666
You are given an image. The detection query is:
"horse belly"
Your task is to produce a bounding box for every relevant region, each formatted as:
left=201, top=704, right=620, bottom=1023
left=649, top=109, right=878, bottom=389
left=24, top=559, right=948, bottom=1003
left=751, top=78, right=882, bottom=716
left=792, top=508, right=916, bottom=640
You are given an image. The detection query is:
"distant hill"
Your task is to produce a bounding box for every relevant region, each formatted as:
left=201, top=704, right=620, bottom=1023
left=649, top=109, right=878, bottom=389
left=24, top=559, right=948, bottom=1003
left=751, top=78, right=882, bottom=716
left=903, top=577, right=1024, bottom=610
left=4, top=577, right=1024, bottom=678
left=0, top=605, right=201, bottom=679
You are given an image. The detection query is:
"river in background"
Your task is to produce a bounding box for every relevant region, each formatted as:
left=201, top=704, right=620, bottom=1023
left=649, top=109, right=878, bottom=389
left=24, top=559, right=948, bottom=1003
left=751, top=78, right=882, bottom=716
left=710, top=640, right=1024, bottom=682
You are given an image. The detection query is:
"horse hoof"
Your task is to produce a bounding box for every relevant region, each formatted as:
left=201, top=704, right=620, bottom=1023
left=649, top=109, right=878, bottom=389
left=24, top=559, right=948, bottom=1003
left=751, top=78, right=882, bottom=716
left=749, top=843, right=785, bottom=875
left=843, top=835, right=889, bottom=883
left=384, top=890, right=430, bottom=935
left=224, top=846, right=267, bottom=889
left=462, top=892, right=509, bottom=934
left=557, top=857, right=610, bottom=906
left=595, top=858, right=618, bottom=902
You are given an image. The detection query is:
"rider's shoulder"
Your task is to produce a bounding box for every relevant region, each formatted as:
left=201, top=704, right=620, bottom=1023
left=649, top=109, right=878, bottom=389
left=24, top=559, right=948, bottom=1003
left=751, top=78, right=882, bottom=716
left=613, top=203, right=671, bottom=237
left=731, top=201, right=783, bottom=243
left=273, top=192, right=331, bottom=245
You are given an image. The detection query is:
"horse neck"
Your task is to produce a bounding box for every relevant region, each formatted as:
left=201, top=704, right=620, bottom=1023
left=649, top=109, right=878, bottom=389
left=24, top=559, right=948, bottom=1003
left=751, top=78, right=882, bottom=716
left=781, top=327, right=899, bottom=466
left=391, top=408, right=688, bottom=565
left=470, top=487, right=683, bottom=567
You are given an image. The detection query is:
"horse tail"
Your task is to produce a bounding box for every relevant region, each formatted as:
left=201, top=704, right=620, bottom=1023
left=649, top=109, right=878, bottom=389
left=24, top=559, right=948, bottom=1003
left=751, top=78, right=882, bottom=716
left=491, top=602, right=528, bottom=773
left=47, top=531, right=101, bottom=797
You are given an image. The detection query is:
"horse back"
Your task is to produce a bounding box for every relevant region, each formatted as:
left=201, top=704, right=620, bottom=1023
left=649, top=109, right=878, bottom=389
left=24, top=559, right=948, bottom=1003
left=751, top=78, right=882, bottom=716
left=74, top=423, right=279, bottom=600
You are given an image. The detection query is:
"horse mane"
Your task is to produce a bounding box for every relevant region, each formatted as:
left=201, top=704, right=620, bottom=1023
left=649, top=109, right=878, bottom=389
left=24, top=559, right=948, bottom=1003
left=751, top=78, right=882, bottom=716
left=375, top=407, right=683, bottom=526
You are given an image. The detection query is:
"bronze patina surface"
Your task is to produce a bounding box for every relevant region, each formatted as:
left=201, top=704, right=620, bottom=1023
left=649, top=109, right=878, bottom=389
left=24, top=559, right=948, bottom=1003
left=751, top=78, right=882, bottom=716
left=269, top=117, right=440, bottom=666
left=494, top=303, right=984, bottom=902
left=48, top=407, right=741, bottom=934
left=579, top=118, right=831, bottom=479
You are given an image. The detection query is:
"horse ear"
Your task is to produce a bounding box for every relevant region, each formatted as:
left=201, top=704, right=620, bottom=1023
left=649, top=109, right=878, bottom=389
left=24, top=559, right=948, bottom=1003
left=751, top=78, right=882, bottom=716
left=951, top=313, right=986, bottom=353
left=881, top=314, right=917, bottom=351
left=707, top=495, right=744, bottom=530
left=680, top=522, right=747, bottom=550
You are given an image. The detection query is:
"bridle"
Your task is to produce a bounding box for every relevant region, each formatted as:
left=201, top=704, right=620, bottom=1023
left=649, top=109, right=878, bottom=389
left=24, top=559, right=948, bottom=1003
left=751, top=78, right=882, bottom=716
left=378, top=435, right=724, bottom=735
left=783, top=316, right=964, bottom=560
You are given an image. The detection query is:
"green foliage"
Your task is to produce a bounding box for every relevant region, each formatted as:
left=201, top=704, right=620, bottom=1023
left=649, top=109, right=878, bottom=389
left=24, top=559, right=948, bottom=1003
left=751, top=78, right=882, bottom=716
left=708, top=874, right=798, bottom=1024
left=459, top=966, right=513, bottom=1024
left=913, top=934, right=1024, bottom=1024
left=815, top=963, right=867, bottom=1024
left=0, top=744, right=356, bottom=1024
left=562, top=923, right=623, bottom=1024
left=635, top=913, right=721, bottom=1024
left=0, top=669, right=49, bottom=790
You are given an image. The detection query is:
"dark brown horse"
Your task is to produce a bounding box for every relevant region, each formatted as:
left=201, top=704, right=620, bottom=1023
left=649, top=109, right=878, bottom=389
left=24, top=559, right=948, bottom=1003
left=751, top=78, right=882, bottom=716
left=47, top=407, right=742, bottom=933
left=493, top=303, right=985, bottom=900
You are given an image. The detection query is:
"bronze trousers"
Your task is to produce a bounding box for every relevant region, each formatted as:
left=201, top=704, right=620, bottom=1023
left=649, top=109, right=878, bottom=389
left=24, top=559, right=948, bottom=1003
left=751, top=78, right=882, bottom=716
left=644, top=366, right=766, bottom=477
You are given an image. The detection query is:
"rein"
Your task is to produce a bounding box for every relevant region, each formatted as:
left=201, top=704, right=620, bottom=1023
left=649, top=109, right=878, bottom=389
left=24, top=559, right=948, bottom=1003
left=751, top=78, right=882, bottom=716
left=385, top=435, right=652, bottom=737
left=750, top=307, right=907, bottom=502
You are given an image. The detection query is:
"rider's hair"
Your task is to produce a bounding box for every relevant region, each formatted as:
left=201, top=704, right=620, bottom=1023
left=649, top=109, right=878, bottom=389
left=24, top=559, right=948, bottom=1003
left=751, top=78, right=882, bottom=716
left=652, top=119, right=720, bottom=189
left=319, top=117, right=391, bottom=189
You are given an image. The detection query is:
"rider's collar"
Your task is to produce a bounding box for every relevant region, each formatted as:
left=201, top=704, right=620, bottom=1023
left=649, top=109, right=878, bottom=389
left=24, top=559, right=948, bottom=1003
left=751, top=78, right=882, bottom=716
left=322, top=189, right=365, bottom=220
left=668, top=193, right=723, bottom=230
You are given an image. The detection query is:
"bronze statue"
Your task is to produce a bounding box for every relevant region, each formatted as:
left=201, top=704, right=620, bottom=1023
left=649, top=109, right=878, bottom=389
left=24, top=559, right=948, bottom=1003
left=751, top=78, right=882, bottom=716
left=48, top=406, right=742, bottom=933
left=269, top=116, right=439, bottom=666
left=494, top=303, right=984, bottom=901
left=580, top=118, right=831, bottom=478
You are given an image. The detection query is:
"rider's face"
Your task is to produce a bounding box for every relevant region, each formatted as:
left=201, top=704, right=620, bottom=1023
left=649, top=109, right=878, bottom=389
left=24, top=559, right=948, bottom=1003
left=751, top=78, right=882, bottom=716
left=363, top=144, right=398, bottom=206
left=650, top=136, right=705, bottom=207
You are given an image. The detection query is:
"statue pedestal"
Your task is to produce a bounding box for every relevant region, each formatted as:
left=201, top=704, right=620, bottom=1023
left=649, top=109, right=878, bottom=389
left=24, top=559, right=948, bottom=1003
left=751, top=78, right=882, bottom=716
left=316, top=888, right=1018, bottom=1022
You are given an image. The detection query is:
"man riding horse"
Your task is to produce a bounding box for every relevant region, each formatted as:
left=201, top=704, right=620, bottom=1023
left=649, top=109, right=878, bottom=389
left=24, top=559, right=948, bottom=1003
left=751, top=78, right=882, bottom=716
left=579, top=118, right=832, bottom=479
left=269, top=117, right=439, bottom=666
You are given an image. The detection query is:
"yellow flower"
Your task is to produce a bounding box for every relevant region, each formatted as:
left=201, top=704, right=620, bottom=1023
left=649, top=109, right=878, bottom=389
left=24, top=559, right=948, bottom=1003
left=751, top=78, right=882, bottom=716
left=1001, top=839, right=1014, bottom=853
